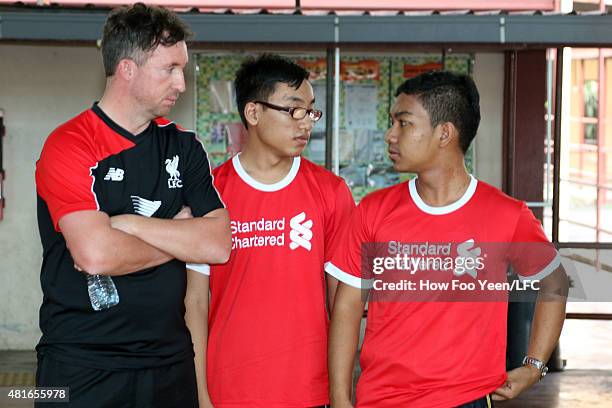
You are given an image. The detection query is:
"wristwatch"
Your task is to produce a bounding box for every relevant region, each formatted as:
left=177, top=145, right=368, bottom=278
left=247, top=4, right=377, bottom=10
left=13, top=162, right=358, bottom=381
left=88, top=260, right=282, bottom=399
left=522, top=356, right=548, bottom=379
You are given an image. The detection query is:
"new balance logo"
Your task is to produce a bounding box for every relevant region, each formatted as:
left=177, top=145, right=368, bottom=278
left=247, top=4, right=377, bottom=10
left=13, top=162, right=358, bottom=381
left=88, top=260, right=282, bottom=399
left=131, top=196, right=162, bottom=218
left=289, top=212, right=313, bottom=251
left=165, top=155, right=182, bottom=189
left=454, top=239, right=481, bottom=279
left=104, top=168, right=124, bottom=181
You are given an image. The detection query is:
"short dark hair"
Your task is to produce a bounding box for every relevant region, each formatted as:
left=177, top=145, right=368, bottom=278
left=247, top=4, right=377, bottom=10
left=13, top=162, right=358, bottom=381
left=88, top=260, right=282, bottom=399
left=101, top=3, right=192, bottom=77
left=234, top=54, right=310, bottom=128
left=395, top=71, right=480, bottom=153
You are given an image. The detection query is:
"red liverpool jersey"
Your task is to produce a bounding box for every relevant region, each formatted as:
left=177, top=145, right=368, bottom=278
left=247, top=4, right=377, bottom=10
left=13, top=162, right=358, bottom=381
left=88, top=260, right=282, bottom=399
left=326, top=176, right=560, bottom=408
left=201, top=154, right=355, bottom=407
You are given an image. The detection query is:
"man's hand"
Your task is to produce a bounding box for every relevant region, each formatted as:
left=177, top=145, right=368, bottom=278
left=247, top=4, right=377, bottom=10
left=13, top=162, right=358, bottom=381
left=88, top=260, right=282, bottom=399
left=492, top=365, right=541, bottom=401
left=174, top=206, right=193, bottom=220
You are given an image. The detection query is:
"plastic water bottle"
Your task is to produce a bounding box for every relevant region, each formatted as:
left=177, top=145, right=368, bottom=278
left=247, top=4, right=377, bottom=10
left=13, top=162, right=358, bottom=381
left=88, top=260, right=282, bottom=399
left=87, top=274, right=119, bottom=311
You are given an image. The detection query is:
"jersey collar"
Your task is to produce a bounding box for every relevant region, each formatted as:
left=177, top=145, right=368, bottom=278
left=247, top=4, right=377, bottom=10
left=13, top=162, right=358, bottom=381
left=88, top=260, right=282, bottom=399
left=92, top=102, right=154, bottom=142
left=408, top=175, right=478, bottom=215
left=232, top=153, right=301, bottom=192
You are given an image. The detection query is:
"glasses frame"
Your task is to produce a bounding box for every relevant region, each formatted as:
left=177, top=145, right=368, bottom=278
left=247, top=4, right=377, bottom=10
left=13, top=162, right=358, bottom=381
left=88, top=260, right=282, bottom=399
left=255, top=101, right=323, bottom=122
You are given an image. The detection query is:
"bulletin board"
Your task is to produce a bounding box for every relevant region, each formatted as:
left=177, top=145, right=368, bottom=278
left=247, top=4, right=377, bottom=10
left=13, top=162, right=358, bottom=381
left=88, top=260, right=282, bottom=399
left=195, top=53, right=474, bottom=201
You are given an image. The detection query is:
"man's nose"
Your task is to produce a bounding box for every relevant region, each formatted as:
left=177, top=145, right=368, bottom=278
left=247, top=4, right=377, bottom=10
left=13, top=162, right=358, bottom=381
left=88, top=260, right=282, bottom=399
left=174, top=70, right=186, bottom=93
left=300, top=115, right=315, bottom=132
left=385, top=127, right=396, bottom=144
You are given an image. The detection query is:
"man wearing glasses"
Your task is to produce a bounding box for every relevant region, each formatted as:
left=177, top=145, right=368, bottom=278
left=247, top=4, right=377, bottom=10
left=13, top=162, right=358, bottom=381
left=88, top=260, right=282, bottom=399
left=186, top=54, right=355, bottom=407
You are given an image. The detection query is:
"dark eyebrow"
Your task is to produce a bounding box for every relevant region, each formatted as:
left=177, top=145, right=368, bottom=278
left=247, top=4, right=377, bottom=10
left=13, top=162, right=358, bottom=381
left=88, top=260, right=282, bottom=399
left=284, top=96, right=316, bottom=105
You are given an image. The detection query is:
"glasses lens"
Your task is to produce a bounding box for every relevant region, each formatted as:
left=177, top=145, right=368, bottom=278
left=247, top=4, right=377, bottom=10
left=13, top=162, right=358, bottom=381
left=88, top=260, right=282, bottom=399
left=310, top=110, right=323, bottom=122
left=291, top=108, right=307, bottom=120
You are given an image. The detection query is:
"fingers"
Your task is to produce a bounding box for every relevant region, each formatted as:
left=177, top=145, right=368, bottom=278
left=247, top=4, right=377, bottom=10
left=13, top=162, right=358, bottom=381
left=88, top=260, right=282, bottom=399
left=75, top=264, right=96, bottom=275
left=492, top=385, right=513, bottom=400
left=492, top=370, right=529, bottom=401
left=174, top=206, right=194, bottom=219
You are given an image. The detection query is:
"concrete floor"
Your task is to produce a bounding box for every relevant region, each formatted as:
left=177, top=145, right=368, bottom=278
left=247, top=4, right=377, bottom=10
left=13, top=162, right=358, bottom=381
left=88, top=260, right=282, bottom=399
left=0, top=350, right=35, bottom=408
left=0, top=350, right=36, bottom=377
left=1, top=318, right=612, bottom=408
left=496, top=370, right=612, bottom=408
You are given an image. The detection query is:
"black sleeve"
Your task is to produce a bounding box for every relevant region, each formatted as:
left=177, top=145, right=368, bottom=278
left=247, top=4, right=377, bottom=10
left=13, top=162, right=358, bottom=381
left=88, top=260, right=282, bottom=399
left=182, top=134, right=224, bottom=217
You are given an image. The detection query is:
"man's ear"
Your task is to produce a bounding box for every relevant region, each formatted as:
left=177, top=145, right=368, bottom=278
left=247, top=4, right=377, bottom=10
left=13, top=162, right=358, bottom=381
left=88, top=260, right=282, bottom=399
left=438, top=122, right=458, bottom=149
left=116, top=59, right=137, bottom=81
left=244, top=102, right=259, bottom=127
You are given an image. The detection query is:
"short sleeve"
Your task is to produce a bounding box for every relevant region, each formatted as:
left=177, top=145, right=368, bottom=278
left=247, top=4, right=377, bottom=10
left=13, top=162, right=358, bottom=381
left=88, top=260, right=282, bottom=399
left=508, top=203, right=560, bottom=280
left=36, top=129, right=99, bottom=231
left=324, top=179, right=356, bottom=263
left=182, top=135, right=225, bottom=217
left=187, top=263, right=210, bottom=275
left=325, top=202, right=372, bottom=289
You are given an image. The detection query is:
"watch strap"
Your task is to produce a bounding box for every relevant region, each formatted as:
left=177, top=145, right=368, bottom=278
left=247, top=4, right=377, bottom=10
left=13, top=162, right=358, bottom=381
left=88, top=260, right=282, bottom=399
left=522, top=356, right=548, bottom=378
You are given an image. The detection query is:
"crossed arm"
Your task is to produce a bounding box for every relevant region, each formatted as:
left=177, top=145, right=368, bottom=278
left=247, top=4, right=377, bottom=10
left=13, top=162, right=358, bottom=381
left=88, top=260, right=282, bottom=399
left=60, top=207, right=231, bottom=276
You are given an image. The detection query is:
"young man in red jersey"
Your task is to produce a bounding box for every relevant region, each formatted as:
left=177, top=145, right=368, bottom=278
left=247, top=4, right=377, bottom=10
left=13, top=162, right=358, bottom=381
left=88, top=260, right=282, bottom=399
left=327, top=71, right=568, bottom=408
left=186, top=54, right=355, bottom=407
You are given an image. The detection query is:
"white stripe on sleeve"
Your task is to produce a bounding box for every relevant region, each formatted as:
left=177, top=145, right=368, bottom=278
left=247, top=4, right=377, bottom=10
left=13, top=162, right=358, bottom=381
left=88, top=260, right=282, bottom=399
left=325, top=261, right=372, bottom=289
left=187, top=263, right=210, bottom=276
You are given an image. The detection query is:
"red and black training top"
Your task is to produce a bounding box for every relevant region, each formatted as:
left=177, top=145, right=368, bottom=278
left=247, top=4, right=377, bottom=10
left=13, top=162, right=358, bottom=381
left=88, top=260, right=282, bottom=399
left=35, top=103, right=224, bottom=370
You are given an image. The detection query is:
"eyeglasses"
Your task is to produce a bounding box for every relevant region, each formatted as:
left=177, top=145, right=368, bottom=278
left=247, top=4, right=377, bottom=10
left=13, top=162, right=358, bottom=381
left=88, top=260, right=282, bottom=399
left=255, top=101, right=323, bottom=122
